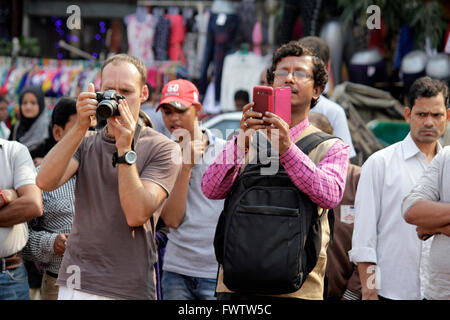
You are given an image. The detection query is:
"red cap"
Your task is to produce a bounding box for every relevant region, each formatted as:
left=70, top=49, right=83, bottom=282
left=156, top=79, right=201, bottom=111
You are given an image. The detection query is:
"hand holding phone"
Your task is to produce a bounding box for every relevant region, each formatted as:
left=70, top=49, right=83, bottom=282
left=252, top=86, right=273, bottom=117
left=252, top=86, right=291, bottom=125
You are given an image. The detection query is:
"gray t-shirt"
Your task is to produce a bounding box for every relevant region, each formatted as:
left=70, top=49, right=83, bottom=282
left=163, top=129, right=226, bottom=279
left=56, top=127, right=181, bottom=300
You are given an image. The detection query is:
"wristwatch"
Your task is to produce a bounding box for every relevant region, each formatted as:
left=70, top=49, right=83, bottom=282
left=113, top=150, right=137, bottom=166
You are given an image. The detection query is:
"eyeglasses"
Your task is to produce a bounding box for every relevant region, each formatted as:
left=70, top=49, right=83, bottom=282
left=274, top=70, right=313, bottom=80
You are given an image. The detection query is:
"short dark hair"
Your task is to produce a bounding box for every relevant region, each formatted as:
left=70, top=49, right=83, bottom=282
left=234, top=90, right=250, bottom=104
left=0, top=95, right=7, bottom=104
left=408, top=76, right=449, bottom=109
left=298, top=36, right=330, bottom=66
left=267, top=41, right=328, bottom=108
left=52, top=97, right=77, bottom=129
left=309, top=112, right=333, bottom=135
left=101, top=53, right=147, bottom=85
left=144, top=83, right=153, bottom=103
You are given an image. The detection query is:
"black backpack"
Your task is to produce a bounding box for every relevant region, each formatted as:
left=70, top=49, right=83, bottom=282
left=213, top=130, right=336, bottom=295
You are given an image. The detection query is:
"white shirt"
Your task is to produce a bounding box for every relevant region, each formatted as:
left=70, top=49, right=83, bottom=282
left=402, top=146, right=450, bottom=300
left=349, top=133, right=439, bottom=300
left=310, top=95, right=356, bottom=158
left=0, top=139, right=36, bottom=257
left=0, top=122, right=10, bottom=140
left=220, top=51, right=268, bottom=112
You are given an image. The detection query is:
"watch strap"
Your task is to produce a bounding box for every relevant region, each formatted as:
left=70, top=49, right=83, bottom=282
left=112, top=121, right=143, bottom=167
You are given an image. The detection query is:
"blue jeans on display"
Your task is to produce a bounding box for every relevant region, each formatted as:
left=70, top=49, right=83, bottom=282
left=198, top=13, right=239, bottom=103
left=162, top=270, right=217, bottom=300
left=0, top=263, right=30, bottom=300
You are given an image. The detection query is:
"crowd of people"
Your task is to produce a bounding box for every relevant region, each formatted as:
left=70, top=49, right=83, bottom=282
left=1, top=35, right=449, bottom=301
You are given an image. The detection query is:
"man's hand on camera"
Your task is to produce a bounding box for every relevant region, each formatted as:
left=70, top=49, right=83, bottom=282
left=108, top=97, right=136, bottom=156
left=75, top=83, right=98, bottom=131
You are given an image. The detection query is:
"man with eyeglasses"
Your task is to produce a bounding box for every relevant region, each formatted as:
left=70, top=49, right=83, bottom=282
left=201, top=41, right=350, bottom=300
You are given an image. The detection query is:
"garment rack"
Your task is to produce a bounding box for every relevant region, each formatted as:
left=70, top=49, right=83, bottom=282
left=137, top=1, right=213, bottom=13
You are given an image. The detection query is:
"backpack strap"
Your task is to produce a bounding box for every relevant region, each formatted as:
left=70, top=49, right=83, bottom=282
left=294, top=126, right=339, bottom=243
left=295, top=130, right=337, bottom=155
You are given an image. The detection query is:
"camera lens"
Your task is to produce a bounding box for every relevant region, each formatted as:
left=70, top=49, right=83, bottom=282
left=97, top=100, right=118, bottom=118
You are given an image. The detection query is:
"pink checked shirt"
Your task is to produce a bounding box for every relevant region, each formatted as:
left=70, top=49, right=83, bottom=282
left=201, top=118, right=349, bottom=209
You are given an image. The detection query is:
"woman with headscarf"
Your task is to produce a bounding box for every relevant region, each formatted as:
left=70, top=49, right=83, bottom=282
left=9, top=86, right=51, bottom=166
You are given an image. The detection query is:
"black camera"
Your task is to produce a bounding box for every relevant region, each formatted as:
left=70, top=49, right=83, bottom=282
left=95, top=90, right=125, bottom=119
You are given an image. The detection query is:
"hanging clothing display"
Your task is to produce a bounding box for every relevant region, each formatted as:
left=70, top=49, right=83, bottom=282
left=194, top=10, right=211, bottom=80
left=235, top=0, right=257, bottom=45
left=182, top=8, right=198, bottom=80
left=153, top=13, right=172, bottom=61
left=279, top=0, right=321, bottom=45
left=146, top=61, right=188, bottom=91
left=167, top=14, right=187, bottom=64
left=252, top=21, right=263, bottom=56
left=220, top=50, right=268, bottom=112
left=198, top=12, right=240, bottom=104
left=126, top=13, right=156, bottom=66
left=394, top=25, right=415, bottom=70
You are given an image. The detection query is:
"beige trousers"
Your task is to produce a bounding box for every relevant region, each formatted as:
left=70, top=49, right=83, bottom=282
left=41, top=273, right=59, bottom=300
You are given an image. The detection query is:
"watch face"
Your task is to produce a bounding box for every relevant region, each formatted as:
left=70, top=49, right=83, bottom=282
left=125, top=151, right=137, bottom=164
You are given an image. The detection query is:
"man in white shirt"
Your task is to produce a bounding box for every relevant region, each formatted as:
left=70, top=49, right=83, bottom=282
left=349, top=77, right=450, bottom=300
left=401, top=80, right=450, bottom=300
left=0, top=139, right=43, bottom=300
left=299, top=36, right=356, bottom=158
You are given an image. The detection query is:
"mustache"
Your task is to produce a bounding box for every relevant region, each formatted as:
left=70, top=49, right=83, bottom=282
left=418, top=127, right=438, bottom=133
left=285, top=85, right=298, bottom=93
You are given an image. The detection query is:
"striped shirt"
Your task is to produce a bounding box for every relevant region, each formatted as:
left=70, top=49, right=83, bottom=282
left=201, top=118, right=349, bottom=209
left=22, top=176, right=75, bottom=275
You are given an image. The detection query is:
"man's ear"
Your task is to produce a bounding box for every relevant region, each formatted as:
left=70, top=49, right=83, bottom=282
left=404, top=107, right=412, bottom=124
left=140, top=84, right=149, bottom=104
left=52, top=125, right=63, bottom=142
left=194, top=104, right=202, bottom=117
left=312, top=85, right=324, bottom=100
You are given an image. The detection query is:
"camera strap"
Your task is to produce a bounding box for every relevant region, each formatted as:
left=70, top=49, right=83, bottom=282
left=112, top=119, right=143, bottom=167
left=131, top=118, right=143, bottom=151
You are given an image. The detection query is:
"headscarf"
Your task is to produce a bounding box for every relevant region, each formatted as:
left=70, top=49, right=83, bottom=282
left=12, top=86, right=50, bottom=152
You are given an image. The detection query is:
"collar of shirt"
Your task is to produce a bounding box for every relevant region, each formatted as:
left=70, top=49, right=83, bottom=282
left=288, top=117, right=310, bottom=142
left=402, top=132, right=442, bottom=161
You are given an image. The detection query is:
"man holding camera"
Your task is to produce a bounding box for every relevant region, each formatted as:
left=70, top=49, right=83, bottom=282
left=37, top=54, right=181, bottom=300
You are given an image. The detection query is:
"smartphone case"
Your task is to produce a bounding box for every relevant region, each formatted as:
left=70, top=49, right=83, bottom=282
left=274, top=87, right=291, bottom=125
left=252, top=86, right=274, bottom=115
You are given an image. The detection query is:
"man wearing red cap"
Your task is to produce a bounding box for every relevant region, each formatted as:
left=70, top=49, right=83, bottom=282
left=157, top=79, right=227, bottom=300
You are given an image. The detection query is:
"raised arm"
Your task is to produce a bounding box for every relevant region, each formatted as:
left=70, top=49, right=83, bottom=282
left=36, top=83, right=97, bottom=191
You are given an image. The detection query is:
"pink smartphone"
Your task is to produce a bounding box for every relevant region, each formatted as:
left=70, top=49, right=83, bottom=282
left=274, top=87, right=291, bottom=125
left=252, top=86, right=274, bottom=116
